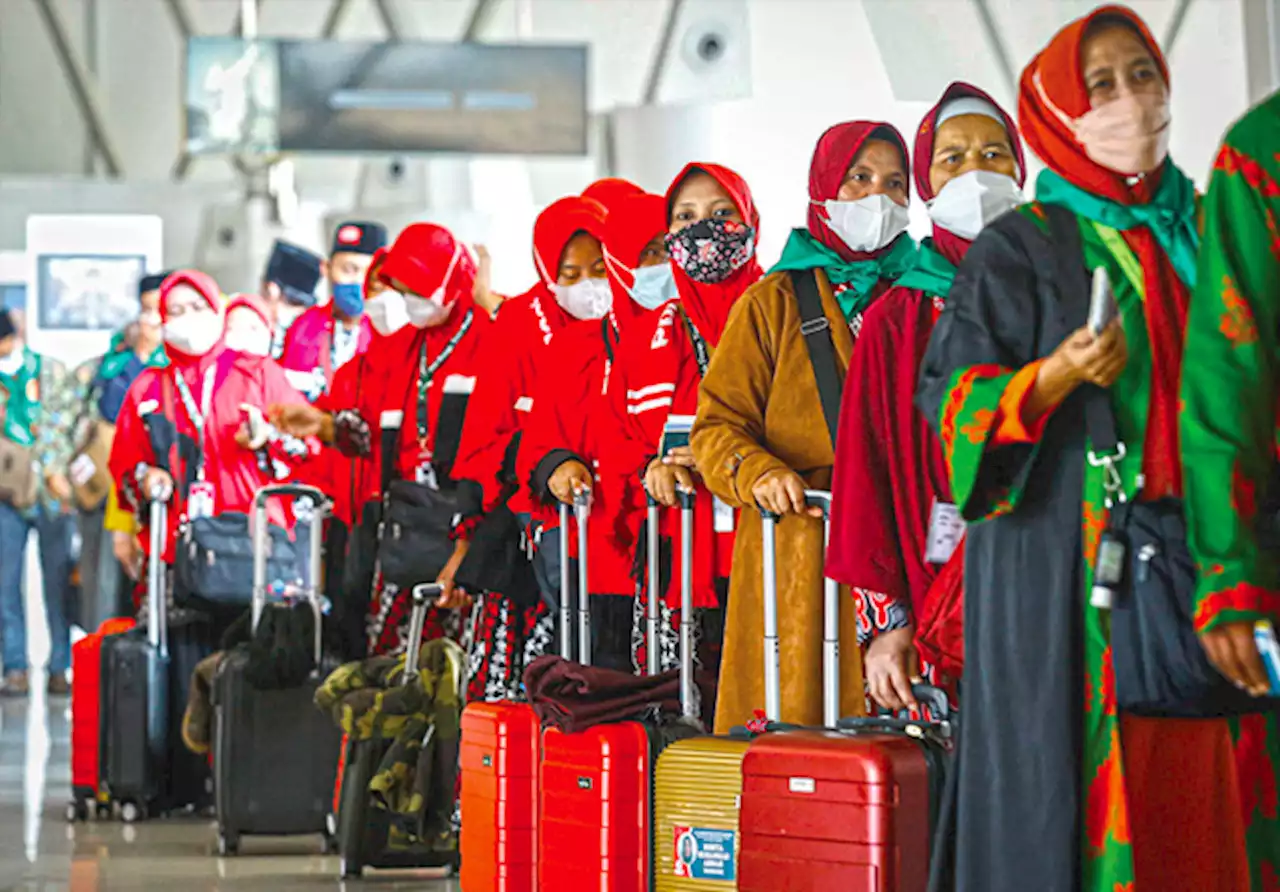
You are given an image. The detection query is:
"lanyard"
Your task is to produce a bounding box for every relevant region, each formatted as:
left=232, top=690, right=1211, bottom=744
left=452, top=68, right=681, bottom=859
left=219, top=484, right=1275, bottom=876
left=680, top=310, right=710, bottom=378
left=416, top=310, right=473, bottom=445
left=173, top=366, right=216, bottom=480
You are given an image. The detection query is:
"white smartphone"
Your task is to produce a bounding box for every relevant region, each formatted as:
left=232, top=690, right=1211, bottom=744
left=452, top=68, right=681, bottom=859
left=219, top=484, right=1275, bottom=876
left=1088, top=266, right=1119, bottom=335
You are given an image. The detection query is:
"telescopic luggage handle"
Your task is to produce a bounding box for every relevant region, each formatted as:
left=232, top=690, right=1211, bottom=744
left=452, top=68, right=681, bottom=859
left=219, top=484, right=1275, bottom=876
left=573, top=489, right=591, bottom=666
left=251, top=484, right=333, bottom=669
left=403, top=582, right=444, bottom=684
left=558, top=501, right=572, bottom=660
left=645, top=496, right=661, bottom=676
left=676, top=488, right=696, bottom=718
left=759, top=489, right=836, bottom=727
left=147, top=483, right=170, bottom=656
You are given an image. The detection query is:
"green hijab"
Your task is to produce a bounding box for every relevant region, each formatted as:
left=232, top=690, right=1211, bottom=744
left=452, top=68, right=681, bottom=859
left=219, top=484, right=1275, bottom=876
left=770, top=228, right=918, bottom=321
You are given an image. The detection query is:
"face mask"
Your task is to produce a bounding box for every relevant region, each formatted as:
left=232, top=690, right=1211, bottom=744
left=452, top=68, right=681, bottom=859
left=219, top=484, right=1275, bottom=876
left=927, top=170, right=1025, bottom=240
left=164, top=312, right=221, bottom=356
left=1073, top=92, right=1171, bottom=175
left=626, top=263, right=679, bottom=311
left=224, top=326, right=272, bottom=357
left=0, top=348, right=23, bottom=376
left=331, top=282, right=364, bottom=318
left=553, top=277, right=613, bottom=320
left=365, top=291, right=409, bottom=336
left=818, top=194, right=911, bottom=253
left=665, top=218, right=756, bottom=285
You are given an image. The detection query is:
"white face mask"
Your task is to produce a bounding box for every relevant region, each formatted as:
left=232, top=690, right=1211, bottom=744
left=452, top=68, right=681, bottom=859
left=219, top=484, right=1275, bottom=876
left=224, top=326, right=273, bottom=357
left=0, top=348, right=23, bottom=376
left=926, top=169, right=1025, bottom=240
left=164, top=312, right=222, bottom=356
left=553, top=277, right=613, bottom=321
left=365, top=291, right=410, bottom=336
left=627, top=264, right=678, bottom=311
left=819, top=194, right=911, bottom=253
left=404, top=293, right=453, bottom=329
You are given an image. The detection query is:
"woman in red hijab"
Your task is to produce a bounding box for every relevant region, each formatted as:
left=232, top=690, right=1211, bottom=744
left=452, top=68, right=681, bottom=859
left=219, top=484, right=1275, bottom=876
left=601, top=164, right=761, bottom=690
left=828, top=84, right=1026, bottom=713
left=450, top=197, right=610, bottom=688
left=917, top=8, right=1264, bottom=891
left=517, top=190, right=668, bottom=674
left=110, top=271, right=313, bottom=571
left=275, top=225, right=491, bottom=656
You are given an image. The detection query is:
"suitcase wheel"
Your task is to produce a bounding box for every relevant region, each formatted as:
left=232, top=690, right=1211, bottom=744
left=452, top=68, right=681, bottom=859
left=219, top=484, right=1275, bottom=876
left=339, top=857, right=362, bottom=879
left=65, top=799, right=88, bottom=823
left=119, top=801, right=146, bottom=824
left=217, top=831, right=239, bottom=857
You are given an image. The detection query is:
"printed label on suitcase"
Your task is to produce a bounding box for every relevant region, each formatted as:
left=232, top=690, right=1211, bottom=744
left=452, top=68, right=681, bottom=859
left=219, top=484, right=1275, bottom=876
left=673, top=825, right=736, bottom=881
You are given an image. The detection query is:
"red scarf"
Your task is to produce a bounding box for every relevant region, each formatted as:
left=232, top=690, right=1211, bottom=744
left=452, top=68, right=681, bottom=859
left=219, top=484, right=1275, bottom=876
left=602, top=191, right=666, bottom=333
left=806, top=120, right=910, bottom=264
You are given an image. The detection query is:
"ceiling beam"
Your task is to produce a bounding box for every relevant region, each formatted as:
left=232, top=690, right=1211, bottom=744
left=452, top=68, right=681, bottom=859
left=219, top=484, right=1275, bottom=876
left=642, top=0, right=685, bottom=106
left=461, top=0, right=498, bottom=43
left=971, top=0, right=1018, bottom=101
left=1162, top=0, right=1194, bottom=55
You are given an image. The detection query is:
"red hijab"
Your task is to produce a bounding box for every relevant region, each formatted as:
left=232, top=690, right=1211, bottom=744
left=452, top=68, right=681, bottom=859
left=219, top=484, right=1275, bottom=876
left=602, top=191, right=666, bottom=331
left=378, top=222, right=479, bottom=364
left=914, top=82, right=1027, bottom=266
left=362, top=246, right=388, bottom=298
left=1019, top=4, right=1185, bottom=498
left=807, top=121, right=910, bottom=263
left=159, top=269, right=224, bottom=371
left=664, top=162, right=763, bottom=346
left=532, top=195, right=608, bottom=288
left=224, top=292, right=271, bottom=328
left=582, top=177, right=644, bottom=209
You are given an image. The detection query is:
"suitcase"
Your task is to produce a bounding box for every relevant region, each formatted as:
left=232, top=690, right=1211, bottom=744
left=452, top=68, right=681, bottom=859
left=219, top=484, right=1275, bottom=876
left=738, top=491, right=951, bottom=892
left=68, top=615, right=137, bottom=822
left=211, top=484, right=344, bottom=855
left=536, top=490, right=689, bottom=892
left=101, top=492, right=214, bottom=823
left=336, top=581, right=462, bottom=879
left=458, top=500, right=579, bottom=892
left=653, top=492, right=750, bottom=889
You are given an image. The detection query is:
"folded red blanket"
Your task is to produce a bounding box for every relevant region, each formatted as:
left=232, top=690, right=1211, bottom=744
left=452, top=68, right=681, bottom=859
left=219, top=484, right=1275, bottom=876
left=522, top=655, right=686, bottom=734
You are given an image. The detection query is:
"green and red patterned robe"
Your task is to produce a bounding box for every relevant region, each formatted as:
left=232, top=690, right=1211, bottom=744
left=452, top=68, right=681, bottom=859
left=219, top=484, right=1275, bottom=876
left=1182, top=89, right=1280, bottom=891
left=919, top=152, right=1280, bottom=890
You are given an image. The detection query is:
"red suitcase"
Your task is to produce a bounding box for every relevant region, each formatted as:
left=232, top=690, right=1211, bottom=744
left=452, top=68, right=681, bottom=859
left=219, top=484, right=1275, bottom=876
left=460, top=501, right=577, bottom=892
left=68, top=615, right=137, bottom=821
left=738, top=491, right=950, bottom=892
left=536, top=490, right=673, bottom=892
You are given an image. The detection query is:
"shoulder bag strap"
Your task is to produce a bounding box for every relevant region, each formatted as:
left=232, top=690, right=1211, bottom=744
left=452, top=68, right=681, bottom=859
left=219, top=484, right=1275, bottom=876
left=789, top=269, right=843, bottom=448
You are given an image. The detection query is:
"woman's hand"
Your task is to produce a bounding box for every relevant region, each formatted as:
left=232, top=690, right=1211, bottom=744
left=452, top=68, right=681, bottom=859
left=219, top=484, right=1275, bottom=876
left=435, top=539, right=472, bottom=610
left=268, top=403, right=333, bottom=441
left=112, top=530, right=142, bottom=581
left=751, top=468, right=823, bottom=517
left=1023, top=321, right=1128, bottom=424
left=864, top=626, right=921, bottom=712
left=472, top=245, right=504, bottom=316
left=141, top=466, right=174, bottom=501
left=548, top=460, right=593, bottom=505
left=1201, top=621, right=1272, bottom=697
left=645, top=450, right=696, bottom=508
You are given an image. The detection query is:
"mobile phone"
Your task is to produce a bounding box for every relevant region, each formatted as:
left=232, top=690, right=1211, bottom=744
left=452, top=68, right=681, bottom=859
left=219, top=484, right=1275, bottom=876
left=1254, top=620, right=1280, bottom=695
left=1087, top=266, right=1118, bottom=335
left=659, top=415, right=695, bottom=457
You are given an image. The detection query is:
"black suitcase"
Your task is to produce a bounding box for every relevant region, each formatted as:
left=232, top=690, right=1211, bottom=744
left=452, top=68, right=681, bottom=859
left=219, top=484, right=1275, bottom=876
left=212, top=484, right=343, bottom=855
left=336, top=582, right=461, bottom=879
left=102, top=493, right=213, bottom=822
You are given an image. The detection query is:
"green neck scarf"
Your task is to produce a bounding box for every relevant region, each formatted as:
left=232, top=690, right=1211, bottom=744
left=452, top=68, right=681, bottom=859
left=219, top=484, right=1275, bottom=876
left=0, top=349, right=41, bottom=447
left=1035, top=163, right=1200, bottom=287
left=97, top=329, right=168, bottom=381
left=894, top=238, right=958, bottom=298
left=770, top=228, right=918, bottom=321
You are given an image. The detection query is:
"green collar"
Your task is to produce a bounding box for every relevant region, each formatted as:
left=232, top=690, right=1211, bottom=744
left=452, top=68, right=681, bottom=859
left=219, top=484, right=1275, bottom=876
left=770, top=228, right=918, bottom=321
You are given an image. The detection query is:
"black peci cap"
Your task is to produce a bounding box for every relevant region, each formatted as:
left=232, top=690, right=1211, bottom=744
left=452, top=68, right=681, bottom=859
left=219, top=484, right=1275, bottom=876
left=139, top=271, right=173, bottom=297
left=330, top=221, right=389, bottom=257
left=264, top=240, right=324, bottom=307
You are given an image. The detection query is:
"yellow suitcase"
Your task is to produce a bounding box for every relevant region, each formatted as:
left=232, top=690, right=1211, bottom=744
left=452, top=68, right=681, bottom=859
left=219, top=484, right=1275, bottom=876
left=648, top=493, right=748, bottom=889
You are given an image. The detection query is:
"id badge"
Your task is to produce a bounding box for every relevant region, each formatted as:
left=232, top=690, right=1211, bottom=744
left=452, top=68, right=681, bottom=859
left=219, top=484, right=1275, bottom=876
left=713, top=496, right=735, bottom=533
left=188, top=480, right=216, bottom=520
left=925, top=500, right=965, bottom=564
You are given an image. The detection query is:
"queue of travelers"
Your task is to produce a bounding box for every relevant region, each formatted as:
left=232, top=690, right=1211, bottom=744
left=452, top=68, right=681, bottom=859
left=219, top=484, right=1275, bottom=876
left=0, top=5, right=1274, bottom=888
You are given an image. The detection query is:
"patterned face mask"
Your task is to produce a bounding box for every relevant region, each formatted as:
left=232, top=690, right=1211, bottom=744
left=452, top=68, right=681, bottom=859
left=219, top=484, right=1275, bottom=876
left=664, top=218, right=756, bottom=285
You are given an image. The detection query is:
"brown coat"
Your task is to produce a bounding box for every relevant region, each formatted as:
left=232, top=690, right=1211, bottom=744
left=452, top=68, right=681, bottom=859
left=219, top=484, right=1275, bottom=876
left=692, top=268, right=865, bottom=734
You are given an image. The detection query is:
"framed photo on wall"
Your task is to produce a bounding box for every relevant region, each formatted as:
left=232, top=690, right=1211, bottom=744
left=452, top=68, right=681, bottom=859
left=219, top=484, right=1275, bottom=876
left=35, top=254, right=146, bottom=332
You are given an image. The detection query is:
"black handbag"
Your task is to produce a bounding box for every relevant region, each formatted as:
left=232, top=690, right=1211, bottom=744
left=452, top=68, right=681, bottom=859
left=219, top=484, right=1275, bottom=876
left=174, top=513, right=300, bottom=610
left=454, top=499, right=540, bottom=609
left=1040, top=201, right=1280, bottom=718
left=376, top=479, right=473, bottom=590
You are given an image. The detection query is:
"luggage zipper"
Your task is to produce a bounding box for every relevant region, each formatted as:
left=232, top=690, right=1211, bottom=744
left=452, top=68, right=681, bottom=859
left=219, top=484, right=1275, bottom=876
left=1135, top=544, right=1159, bottom=583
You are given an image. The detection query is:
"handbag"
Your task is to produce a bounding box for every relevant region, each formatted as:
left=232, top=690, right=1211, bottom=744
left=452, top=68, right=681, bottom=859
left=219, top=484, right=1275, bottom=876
left=69, top=419, right=115, bottom=511
left=0, top=436, right=37, bottom=510
left=174, top=512, right=300, bottom=610
left=376, top=479, right=474, bottom=590
left=1039, top=201, right=1280, bottom=717
left=454, top=497, right=540, bottom=609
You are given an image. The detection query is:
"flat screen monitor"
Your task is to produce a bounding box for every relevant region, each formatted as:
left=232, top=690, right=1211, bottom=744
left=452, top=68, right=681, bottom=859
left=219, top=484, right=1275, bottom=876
left=36, top=254, right=146, bottom=332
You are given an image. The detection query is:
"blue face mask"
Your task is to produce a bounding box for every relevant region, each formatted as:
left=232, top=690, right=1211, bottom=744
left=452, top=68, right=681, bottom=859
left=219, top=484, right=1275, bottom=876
left=331, top=282, right=364, bottom=318
left=629, top=263, right=678, bottom=311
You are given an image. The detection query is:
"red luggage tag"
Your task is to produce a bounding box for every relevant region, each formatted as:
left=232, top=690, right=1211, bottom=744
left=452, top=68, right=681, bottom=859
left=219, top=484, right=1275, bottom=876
left=414, top=445, right=439, bottom=490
